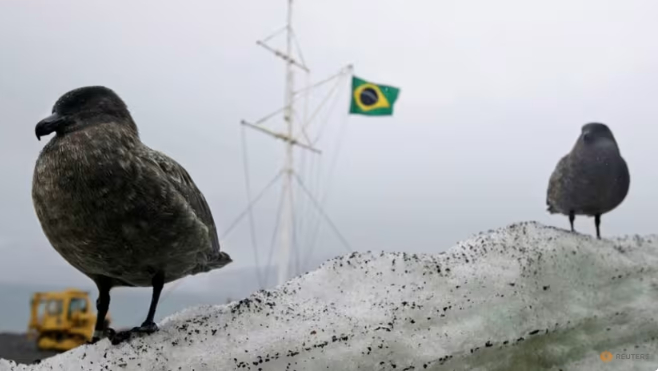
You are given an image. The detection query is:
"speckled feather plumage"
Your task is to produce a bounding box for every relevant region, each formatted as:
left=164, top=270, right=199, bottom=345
left=32, top=94, right=231, bottom=288
left=547, top=124, right=630, bottom=217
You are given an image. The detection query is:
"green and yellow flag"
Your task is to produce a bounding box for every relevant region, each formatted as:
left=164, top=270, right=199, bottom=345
left=349, top=76, right=400, bottom=116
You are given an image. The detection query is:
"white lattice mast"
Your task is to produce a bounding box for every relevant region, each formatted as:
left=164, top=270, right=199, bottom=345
left=241, top=0, right=353, bottom=287
left=279, top=0, right=295, bottom=287
left=242, top=0, right=319, bottom=287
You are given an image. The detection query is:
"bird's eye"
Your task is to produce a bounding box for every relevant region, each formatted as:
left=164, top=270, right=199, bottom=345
left=582, top=133, right=591, bottom=142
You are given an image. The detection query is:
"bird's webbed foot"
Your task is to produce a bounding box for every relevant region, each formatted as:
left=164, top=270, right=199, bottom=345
left=88, top=327, right=116, bottom=344
left=110, top=322, right=159, bottom=345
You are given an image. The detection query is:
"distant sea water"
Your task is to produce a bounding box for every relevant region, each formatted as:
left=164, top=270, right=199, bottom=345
left=0, top=265, right=281, bottom=333
left=0, top=255, right=337, bottom=333
left=0, top=283, right=229, bottom=333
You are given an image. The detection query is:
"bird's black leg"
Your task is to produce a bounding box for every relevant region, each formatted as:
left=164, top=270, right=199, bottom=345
left=111, top=271, right=164, bottom=345
left=89, top=277, right=114, bottom=344
left=569, top=211, right=575, bottom=232
left=595, top=213, right=601, bottom=239
left=140, top=271, right=165, bottom=331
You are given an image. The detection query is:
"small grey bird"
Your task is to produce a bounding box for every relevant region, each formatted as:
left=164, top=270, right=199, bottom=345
left=546, top=123, right=630, bottom=239
left=32, top=86, right=232, bottom=344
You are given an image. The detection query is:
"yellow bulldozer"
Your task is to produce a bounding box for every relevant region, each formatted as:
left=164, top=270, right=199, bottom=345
left=27, top=288, right=111, bottom=352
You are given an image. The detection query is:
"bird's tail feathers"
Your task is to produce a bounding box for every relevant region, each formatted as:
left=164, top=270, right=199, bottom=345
left=193, top=251, right=232, bottom=275
left=209, top=251, right=232, bottom=269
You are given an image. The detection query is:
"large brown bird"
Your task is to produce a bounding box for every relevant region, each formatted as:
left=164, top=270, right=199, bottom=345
left=32, top=86, right=232, bottom=344
left=547, top=123, right=630, bottom=239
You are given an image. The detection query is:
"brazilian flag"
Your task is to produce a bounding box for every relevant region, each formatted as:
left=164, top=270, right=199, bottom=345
left=349, top=76, right=400, bottom=116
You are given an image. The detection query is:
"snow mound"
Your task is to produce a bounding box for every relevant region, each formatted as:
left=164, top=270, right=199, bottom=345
left=3, top=221, right=658, bottom=371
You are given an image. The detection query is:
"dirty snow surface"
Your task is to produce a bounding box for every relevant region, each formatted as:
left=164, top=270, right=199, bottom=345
left=3, top=222, right=658, bottom=371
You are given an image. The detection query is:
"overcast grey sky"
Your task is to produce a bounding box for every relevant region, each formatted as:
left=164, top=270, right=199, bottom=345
left=1, top=0, right=658, bottom=292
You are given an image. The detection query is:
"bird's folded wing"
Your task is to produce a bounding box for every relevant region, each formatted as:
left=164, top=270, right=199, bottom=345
left=547, top=155, right=569, bottom=210
left=143, top=149, right=221, bottom=253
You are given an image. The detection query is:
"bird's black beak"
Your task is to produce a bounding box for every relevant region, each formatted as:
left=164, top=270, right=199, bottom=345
left=35, top=113, right=65, bottom=141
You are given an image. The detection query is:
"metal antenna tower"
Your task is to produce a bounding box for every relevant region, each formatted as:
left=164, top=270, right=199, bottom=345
left=241, top=0, right=352, bottom=286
